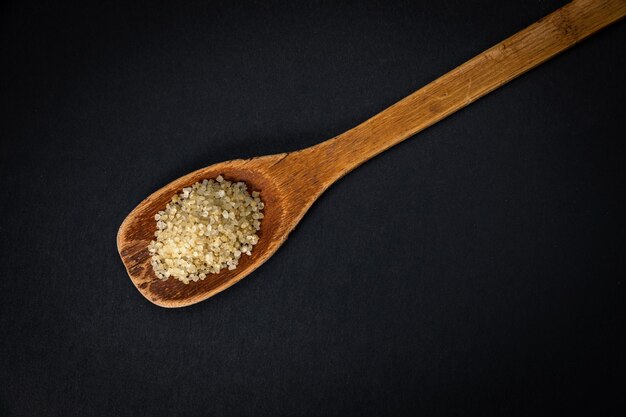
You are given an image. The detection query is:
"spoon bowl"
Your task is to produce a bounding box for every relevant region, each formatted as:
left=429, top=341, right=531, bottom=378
left=117, top=153, right=317, bottom=307
left=118, top=0, right=625, bottom=307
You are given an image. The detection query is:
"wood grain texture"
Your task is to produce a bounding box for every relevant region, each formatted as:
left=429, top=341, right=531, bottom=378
left=118, top=0, right=625, bottom=307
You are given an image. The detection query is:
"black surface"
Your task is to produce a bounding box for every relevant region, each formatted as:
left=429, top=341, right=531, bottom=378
left=1, top=0, right=624, bottom=415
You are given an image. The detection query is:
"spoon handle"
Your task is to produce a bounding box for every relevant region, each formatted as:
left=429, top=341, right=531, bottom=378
left=300, top=0, right=625, bottom=184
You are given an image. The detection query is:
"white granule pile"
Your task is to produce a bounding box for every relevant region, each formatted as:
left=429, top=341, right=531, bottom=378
left=148, top=175, right=264, bottom=284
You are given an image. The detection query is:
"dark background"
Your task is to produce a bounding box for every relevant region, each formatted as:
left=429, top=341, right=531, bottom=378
left=1, top=0, right=624, bottom=415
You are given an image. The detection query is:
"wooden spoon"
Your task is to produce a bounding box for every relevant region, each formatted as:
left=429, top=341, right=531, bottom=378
left=118, top=0, right=625, bottom=307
